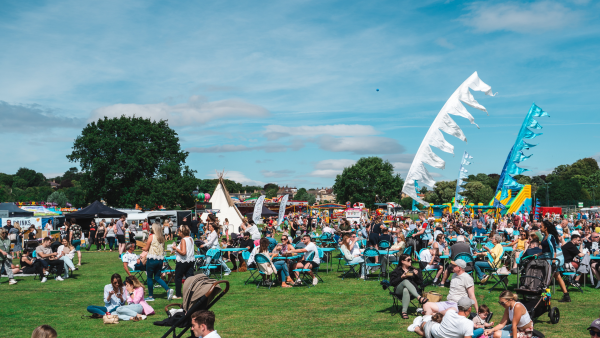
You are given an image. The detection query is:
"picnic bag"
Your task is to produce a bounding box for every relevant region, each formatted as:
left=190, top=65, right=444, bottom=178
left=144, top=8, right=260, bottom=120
left=423, top=291, right=442, bottom=303
left=103, top=314, right=119, bottom=324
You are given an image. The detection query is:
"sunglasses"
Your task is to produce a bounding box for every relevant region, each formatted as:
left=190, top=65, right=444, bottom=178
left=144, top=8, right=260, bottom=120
left=282, top=238, right=288, bottom=241
left=403, top=258, right=412, bottom=262
left=498, top=301, right=507, bottom=306
left=591, top=330, right=600, bottom=337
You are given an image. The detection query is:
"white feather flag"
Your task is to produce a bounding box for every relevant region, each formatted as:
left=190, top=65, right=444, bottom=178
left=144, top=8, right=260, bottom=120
left=402, top=72, right=495, bottom=207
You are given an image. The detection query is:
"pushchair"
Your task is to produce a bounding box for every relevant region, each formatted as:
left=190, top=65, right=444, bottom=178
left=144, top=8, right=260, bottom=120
left=155, top=274, right=229, bottom=338
left=514, top=256, right=560, bottom=325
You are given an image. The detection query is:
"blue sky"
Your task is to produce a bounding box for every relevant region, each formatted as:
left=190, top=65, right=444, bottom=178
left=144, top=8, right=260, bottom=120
left=1, top=0, right=599, bottom=189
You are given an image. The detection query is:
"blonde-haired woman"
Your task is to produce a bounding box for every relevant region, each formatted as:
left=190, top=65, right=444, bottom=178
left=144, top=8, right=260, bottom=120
left=484, top=290, right=533, bottom=338
left=141, top=223, right=173, bottom=301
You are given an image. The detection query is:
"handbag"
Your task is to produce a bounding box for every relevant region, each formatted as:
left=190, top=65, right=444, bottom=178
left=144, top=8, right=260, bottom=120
left=423, top=291, right=443, bottom=303
left=103, top=314, right=119, bottom=324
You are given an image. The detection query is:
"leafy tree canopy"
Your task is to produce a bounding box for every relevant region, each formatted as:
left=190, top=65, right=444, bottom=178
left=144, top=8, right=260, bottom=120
left=67, top=115, right=196, bottom=209
left=332, top=157, right=404, bottom=209
left=424, top=180, right=456, bottom=205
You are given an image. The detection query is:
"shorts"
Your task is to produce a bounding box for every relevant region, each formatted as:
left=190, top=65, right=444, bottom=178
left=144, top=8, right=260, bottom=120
left=300, top=261, right=320, bottom=269
left=72, top=240, right=81, bottom=251
left=117, top=235, right=126, bottom=244
left=368, top=232, right=379, bottom=247
left=435, top=301, right=458, bottom=313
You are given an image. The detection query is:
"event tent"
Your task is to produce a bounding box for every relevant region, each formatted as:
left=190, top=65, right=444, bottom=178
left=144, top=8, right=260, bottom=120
left=202, top=173, right=244, bottom=234
left=64, top=200, right=126, bottom=219
left=0, top=203, right=34, bottom=217
left=245, top=205, right=278, bottom=218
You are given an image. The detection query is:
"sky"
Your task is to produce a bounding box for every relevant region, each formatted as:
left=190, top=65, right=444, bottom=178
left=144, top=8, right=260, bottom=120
left=1, top=0, right=599, bottom=190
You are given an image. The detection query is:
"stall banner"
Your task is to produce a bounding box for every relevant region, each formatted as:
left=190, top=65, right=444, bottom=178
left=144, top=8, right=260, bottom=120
left=2, top=217, right=42, bottom=228
left=277, top=194, right=289, bottom=225
left=20, top=206, right=60, bottom=216
left=252, top=195, right=265, bottom=224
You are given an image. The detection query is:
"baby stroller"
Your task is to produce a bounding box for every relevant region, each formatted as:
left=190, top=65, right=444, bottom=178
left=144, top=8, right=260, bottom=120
left=514, top=256, right=560, bottom=325
left=155, top=274, right=229, bottom=338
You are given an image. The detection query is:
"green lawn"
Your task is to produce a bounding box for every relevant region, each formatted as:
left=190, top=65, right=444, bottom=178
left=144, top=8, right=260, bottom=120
left=1, top=248, right=597, bottom=338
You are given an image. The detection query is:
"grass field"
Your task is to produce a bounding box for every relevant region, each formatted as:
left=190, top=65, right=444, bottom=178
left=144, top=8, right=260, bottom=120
left=1, top=246, right=598, bottom=338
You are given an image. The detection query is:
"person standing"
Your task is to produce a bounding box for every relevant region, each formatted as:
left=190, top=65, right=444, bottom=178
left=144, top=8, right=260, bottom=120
left=45, top=219, right=53, bottom=231
left=141, top=223, right=173, bottom=301
left=96, top=221, right=106, bottom=251
left=171, top=225, right=195, bottom=299
left=69, top=218, right=83, bottom=266
left=105, top=222, right=116, bottom=252
left=116, top=215, right=127, bottom=255
left=89, top=220, right=97, bottom=251
left=0, top=228, right=17, bottom=285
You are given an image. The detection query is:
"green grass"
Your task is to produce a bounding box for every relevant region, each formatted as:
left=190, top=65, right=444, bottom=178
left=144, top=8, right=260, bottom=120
left=1, top=247, right=597, bottom=338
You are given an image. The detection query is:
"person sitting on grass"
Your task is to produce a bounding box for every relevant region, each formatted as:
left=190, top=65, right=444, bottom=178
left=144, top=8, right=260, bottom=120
left=191, top=310, right=221, bottom=338
left=483, top=291, right=533, bottom=338
left=288, top=235, right=321, bottom=286
left=31, top=325, right=57, bottom=338
left=20, top=249, right=45, bottom=281
left=115, top=275, right=155, bottom=321
left=415, top=296, right=475, bottom=338
left=56, top=238, right=78, bottom=279
left=35, top=237, right=64, bottom=282
left=422, top=259, right=478, bottom=316
left=389, top=253, right=427, bottom=319
left=86, top=273, right=127, bottom=318
left=122, top=243, right=145, bottom=277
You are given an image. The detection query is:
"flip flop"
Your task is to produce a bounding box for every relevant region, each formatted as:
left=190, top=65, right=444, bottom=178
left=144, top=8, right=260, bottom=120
left=418, top=297, right=429, bottom=305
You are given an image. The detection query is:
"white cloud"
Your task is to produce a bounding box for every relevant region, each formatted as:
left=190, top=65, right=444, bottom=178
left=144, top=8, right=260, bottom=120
left=90, top=95, right=269, bottom=126
left=263, top=124, right=379, bottom=140
left=207, top=170, right=265, bottom=186
left=0, top=101, right=84, bottom=132
left=435, top=38, right=455, bottom=49
left=309, top=159, right=356, bottom=178
left=188, top=145, right=251, bottom=153
left=460, top=1, right=582, bottom=33
left=261, top=169, right=295, bottom=178
left=317, top=136, right=405, bottom=154
left=592, top=152, right=600, bottom=164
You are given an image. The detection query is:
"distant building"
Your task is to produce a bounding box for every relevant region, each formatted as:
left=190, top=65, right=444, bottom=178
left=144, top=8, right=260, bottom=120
left=277, top=186, right=297, bottom=197
left=308, top=187, right=336, bottom=203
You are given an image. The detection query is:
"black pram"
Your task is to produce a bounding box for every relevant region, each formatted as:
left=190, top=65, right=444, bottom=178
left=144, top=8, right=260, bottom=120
left=515, top=256, right=560, bottom=325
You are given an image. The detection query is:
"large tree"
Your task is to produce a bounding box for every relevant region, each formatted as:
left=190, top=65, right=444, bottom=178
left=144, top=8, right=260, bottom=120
left=67, top=116, right=196, bottom=209
left=332, top=157, right=404, bottom=208
left=423, top=180, right=456, bottom=205
left=462, top=181, right=494, bottom=204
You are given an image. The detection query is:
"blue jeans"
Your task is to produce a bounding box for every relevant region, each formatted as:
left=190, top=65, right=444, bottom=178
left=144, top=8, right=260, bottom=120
left=146, top=258, right=170, bottom=297
left=473, top=328, right=484, bottom=337
left=107, top=237, right=116, bottom=250
left=87, top=305, right=109, bottom=316
left=274, top=260, right=289, bottom=281
left=474, top=261, right=492, bottom=279
left=60, top=256, right=76, bottom=278
left=115, top=304, right=143, bottom=321
left=348, top=257, right=366, bottom=276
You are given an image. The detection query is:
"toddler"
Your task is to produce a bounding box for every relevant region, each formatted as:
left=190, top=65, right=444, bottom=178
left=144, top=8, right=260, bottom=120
left=473, top=304, right=494, bottom=329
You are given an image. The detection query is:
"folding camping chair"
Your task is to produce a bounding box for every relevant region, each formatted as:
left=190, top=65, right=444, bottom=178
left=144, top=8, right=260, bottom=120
left=454, top=252, right=475, bottom=276
left=242, top=251, right=261, bottom=285
left=378, top=240, right=391, bottom=278
left=198, top=249, right=224, bottom=280
left=130, top=268, right=147, bottom=284
left=340, top=254, right=362, bottom=280
left=254, top=253, right=277, bottom=289
left=481, top=245, right=511, bottom=291
left=292, top=251, right=319, bottom=287
left=418, top=248, right=439, bottom=286
left=363, top=247, right=381, bottom=281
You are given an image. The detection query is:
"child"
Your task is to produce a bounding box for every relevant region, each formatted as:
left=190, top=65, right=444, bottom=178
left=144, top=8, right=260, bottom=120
left=431, top=312, right=443, bottom=323
left=473, top=304, right=494, bottom=329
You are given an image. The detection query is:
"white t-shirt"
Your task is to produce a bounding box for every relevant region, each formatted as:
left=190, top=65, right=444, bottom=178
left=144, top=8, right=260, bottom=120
left=303, top=242, right=320, bottom=264
left=350, top=241, right=361, bottom=256
left=121, top=251, right=139, bottom=271
left=430, top=309, right=474, bottom=338
left=447, top=272, right=474, bottom=303
left=57, top=245, right=74, bottom=260
left=247, top=225, right=261, bottom=240
left=420, top=249, right=433, bottom=264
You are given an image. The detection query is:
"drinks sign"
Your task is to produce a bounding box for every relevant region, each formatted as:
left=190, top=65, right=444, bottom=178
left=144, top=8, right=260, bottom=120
left=0, top=210, right=8, bottom=218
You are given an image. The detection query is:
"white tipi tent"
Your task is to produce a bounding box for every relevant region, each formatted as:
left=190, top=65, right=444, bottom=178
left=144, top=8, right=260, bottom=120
left=201, top=173, right=244, bottom=234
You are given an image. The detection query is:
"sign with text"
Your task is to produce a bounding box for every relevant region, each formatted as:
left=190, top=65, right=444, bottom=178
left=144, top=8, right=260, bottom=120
left=0, top=210, right=8, bottom=218
left=2, top=217, right=43, bottom=228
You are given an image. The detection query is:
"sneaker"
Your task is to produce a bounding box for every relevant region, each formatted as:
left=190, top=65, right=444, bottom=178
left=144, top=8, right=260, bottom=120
left=9, top=279, right=17, bottom=285
left=558, top=293, right=571, bottom=303
left=55, top=276, right=64, bottom=281
left=480, top=275, right=490, bottom=284
left=596, top=281, right=600, bottom=289
left=416, top=308, right=424, bottom=315
left=224, top=272, right=231, bottom=276
left=167, top=289, right=174, bottom=300
left=360, top=275, right=366, bottom=280
left=44, top=271, right=49, bottom=276
left=312, top=277, right=318, bottom=286
left=140, top=315, right=147, bottom=320
left=144, top=297, right=155, bottom=302
left=571, top=281, right=581, bottom=288
left=41, top=277, right=47, bottom=283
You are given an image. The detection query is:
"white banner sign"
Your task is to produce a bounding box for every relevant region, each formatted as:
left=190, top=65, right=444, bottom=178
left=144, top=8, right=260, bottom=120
left=252, top=195, right=265, bottom=224
left=2, top=217, right=43, bottom=229
left=277, top=194, right=288, bottom=225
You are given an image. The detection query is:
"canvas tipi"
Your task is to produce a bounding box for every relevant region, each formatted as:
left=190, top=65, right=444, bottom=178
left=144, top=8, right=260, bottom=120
left=201, top=172, right=244, bottom=234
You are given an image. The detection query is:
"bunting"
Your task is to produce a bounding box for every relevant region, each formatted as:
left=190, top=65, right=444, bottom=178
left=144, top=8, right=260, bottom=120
left=454, top=151, right=473, bottom=208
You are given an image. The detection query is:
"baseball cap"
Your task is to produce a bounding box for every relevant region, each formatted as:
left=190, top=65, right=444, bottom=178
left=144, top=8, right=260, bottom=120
left=451, top=259, right=467, bottom=269
left=588, top=318, right=600, bottom=331
left=457, top=296, right=474, bottom=309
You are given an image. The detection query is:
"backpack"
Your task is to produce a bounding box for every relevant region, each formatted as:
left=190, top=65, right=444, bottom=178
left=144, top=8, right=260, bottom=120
left=72, top=225, right=82, bottom=239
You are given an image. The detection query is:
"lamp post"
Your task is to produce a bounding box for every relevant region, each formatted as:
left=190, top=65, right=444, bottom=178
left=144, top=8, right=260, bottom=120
left=543, top=182, right=552, bottom=207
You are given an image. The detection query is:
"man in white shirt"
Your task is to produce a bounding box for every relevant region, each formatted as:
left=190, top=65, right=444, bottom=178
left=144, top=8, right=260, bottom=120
left=289, top=235, right=321, bottom=286
left=122, top=243, right=145, bottom=276
left=415, top=296, right=474, bottom=338
left=422, top=259, right=478, bottom=315
left=191, top=310, right=221, bottom=338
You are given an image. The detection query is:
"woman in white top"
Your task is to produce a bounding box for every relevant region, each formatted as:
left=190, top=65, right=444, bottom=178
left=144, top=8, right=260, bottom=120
left=484, top=290, right=533, bottom=338
left=141, top=223, right=173, bottom=301
left=199, top=219, right=231, bottom=277
left=171, top=225, right=195, bottom=299
left=56, top=238, right=78, bottom=279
